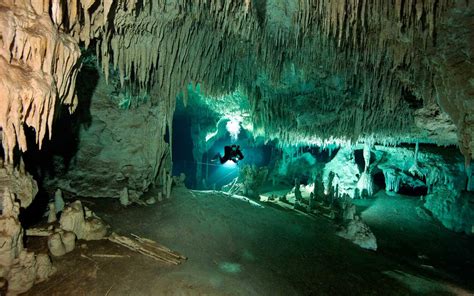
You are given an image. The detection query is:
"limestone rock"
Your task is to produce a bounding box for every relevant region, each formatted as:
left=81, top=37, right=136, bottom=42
left=0, top=165, right=38, bottom=208
left=61, top=232, right=76, bottom=253
left=7, top=251, right=37, bottom=295
left=59, top=201, right=85, bottom=239
left=146, top=197, right=156, bottom=205
left=337, top=216, right=378, bottom=251
left=35, top=254, right=56, bottom=283
left=342, top=202, right=356, bottom=221
left=47, top=202, right=57, bottom=223
left=82, top=218, right=107, bottom=241
left=59, top=200, right=107, bottom=240
left=0, top=179, right=54, bottom=295
left=172, top=173, right=187, bottom=188
left=47, top=233, right=66, bottom=257
left=0, top=1, right=81, bottom=162
left=47, top=230, right=76, bottom=257
left=424, top=188, right=474, bottom=234
left=0, top=188, right=23, bottom=268
left=120, top=188, right=130, bottom=207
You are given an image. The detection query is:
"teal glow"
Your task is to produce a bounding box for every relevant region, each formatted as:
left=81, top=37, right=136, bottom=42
left=218, top=262, right=241, bottom=273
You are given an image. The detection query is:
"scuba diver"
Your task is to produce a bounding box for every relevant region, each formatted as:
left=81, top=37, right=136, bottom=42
left=212, top=144, right=244, bottom=164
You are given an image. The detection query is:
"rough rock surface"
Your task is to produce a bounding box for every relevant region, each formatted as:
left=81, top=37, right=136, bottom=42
left=0, top=0, right=81, bottom=162
left=0, top=164, right=38, bottom=208
left=0, top=176, right=55, bottom=295
left=49, top=72, right=171, bottom=199
left=59, top=201, right=107, bottom=240
left=337, top=216, right=378, bottom=251
left=424, top=188, right=474, bottom=234
left=48, top=231, right=76, bottom=257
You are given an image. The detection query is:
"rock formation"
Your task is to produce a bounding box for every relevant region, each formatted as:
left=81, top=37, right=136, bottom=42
left=59, top=200, right=107, bottom=240
left=424, top=189, right=474, bottom=234
left=337, top=216, right=378, bottom=251
left=0, top=171, right=55, bottom=295
left=323, top=145, right=465, bottom=199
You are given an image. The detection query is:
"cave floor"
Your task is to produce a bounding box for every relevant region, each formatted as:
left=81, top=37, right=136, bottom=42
left=24, top=188, right=474, bottom=296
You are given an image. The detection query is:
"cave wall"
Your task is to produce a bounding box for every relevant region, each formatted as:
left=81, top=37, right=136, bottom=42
left=47, top=67, right=171, bottom=199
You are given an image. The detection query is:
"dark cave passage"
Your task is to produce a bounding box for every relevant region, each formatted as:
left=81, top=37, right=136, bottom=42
left=398, top=184, right=429, bottom=197
left=172, top=101, right=196, bottom=188
left=373, top=171, right=386, bottom=191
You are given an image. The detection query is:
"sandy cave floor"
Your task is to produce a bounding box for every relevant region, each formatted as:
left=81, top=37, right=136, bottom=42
left=24, top=187, right=474, bottom=296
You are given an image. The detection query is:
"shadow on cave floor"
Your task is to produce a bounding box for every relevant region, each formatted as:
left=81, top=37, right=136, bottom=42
left=24, top=187, right=474, bottom=296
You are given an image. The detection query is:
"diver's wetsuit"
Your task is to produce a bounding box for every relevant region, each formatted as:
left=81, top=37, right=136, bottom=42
left=219, top=145, right=244, bottom=164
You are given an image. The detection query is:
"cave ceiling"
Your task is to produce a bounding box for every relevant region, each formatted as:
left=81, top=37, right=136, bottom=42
left=0, top=0, right=473, bottom=162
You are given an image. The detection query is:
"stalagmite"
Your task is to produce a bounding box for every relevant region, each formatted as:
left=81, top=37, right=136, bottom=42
left=409, top=141, right=424, bottom=178
left=48, top=233, right=67, bottom=257
left=120, top=188, right=130, bottom=206
left=357, top=144, right=374, bottom=197
left=54, top=189, right=65, bottom=214
left=59, top=201, right=107, bottom=241
left=47, top=203, right=57, bottom=223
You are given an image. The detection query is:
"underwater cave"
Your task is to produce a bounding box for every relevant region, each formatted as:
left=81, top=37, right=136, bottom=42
left=0, top=1, right=474, bottom=295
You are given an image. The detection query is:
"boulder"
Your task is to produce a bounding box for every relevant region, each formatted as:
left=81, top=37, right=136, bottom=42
left=337, top=216, right=377, bottom=251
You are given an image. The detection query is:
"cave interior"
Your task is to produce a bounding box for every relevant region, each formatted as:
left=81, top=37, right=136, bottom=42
left=0, top=0, right=473, bottom=295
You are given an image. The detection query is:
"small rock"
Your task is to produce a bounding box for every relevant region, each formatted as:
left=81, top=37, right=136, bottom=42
left=146, top=197, right=156, bottom=205
left=48, top=233, right=66, bottom=257
left=61, top=231, right=76, bottom=253
left=35, top=253, right=55, bottom=283
left=337, top=216, right=377, bottom=251
left=119, top=187, right=130, bottom=207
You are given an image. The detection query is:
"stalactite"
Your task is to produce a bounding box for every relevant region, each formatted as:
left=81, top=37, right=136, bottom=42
left=1, top=0, right=468, bottom=166
left=0, top=1, right=81, bottom=163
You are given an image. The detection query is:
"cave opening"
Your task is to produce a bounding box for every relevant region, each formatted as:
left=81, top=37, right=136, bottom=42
left=373, top=171, right=386, bottom=191
left=171, top=100, right=196, bottom=188
left=398, top=183, right=429, bottom=197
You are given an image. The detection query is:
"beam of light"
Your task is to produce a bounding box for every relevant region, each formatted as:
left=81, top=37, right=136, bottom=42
left=223, top=160, right=237, bottom=168
left=226, top=117, right=241, bottom=141
left=205, top=130, right=218, bottom=142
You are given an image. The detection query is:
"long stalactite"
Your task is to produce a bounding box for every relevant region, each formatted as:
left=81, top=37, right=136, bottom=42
left=0, top=0, right=472, bottom=163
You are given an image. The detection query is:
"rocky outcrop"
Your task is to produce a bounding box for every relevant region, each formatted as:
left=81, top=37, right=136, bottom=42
left=48, top=71, right=171, bottom=199
left=0, top=170, right=55, bottom=295
left=0, top=162, right=38, bottom=208
left=337, top=216, right=378, bottom=251
left=424, top=188, right=474, bottom=235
